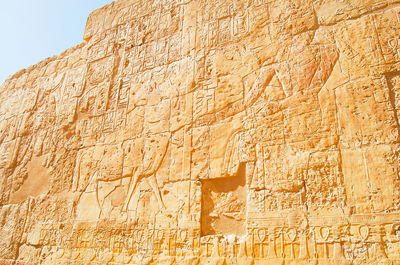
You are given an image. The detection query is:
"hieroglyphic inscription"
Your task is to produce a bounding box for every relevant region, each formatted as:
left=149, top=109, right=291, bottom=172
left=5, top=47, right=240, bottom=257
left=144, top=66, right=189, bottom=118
left=35, top=218, right=400, bottom=263
left=2, top=0, right=400, bottom=264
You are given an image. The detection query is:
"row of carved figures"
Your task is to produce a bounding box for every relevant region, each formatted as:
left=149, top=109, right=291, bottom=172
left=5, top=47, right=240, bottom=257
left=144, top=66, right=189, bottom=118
left=36, top=224, right=400, bottom=262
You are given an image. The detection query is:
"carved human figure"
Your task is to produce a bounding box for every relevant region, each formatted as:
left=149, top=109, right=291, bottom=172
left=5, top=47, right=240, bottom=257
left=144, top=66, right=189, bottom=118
left=73, top=83, right=189, bottom=217
left=222, top=30, right=339, bottom=197
left=122, top=79, right=189, bottom=212
left=122, top=133, right=169, bottom=212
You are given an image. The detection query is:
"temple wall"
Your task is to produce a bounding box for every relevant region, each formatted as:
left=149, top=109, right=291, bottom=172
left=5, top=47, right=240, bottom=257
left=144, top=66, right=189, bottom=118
left=1, top=0, right=400, bottom=263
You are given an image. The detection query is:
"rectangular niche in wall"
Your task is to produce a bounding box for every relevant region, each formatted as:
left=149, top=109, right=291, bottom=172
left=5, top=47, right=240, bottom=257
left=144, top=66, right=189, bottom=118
left=201, top=163, right=247, bottom=236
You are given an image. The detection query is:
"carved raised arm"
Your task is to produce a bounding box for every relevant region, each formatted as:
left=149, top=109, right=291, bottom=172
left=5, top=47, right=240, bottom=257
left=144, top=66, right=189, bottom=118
left=244, top=65, right=276, bottom=109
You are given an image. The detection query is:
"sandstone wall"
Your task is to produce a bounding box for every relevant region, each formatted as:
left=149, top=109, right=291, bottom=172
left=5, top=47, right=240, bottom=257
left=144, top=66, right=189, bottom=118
left=1, top=0, right=400, bottom=264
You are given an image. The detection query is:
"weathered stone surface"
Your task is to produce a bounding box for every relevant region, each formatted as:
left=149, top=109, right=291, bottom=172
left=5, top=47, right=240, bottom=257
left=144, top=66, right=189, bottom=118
left=1, top=0, right=400, bottom=263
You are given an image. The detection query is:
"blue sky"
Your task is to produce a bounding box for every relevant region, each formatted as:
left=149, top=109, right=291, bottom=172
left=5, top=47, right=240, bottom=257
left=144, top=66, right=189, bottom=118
left=0, top=0, right=113, bottom=83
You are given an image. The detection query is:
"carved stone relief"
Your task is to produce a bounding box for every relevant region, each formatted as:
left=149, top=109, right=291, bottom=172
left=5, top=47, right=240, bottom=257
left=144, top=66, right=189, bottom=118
left=1, top=0, right=400, bottom=264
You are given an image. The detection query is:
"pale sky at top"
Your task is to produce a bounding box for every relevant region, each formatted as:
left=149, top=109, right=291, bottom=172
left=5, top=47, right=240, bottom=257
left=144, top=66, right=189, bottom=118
left=0, top=0, right=113, bottom=83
